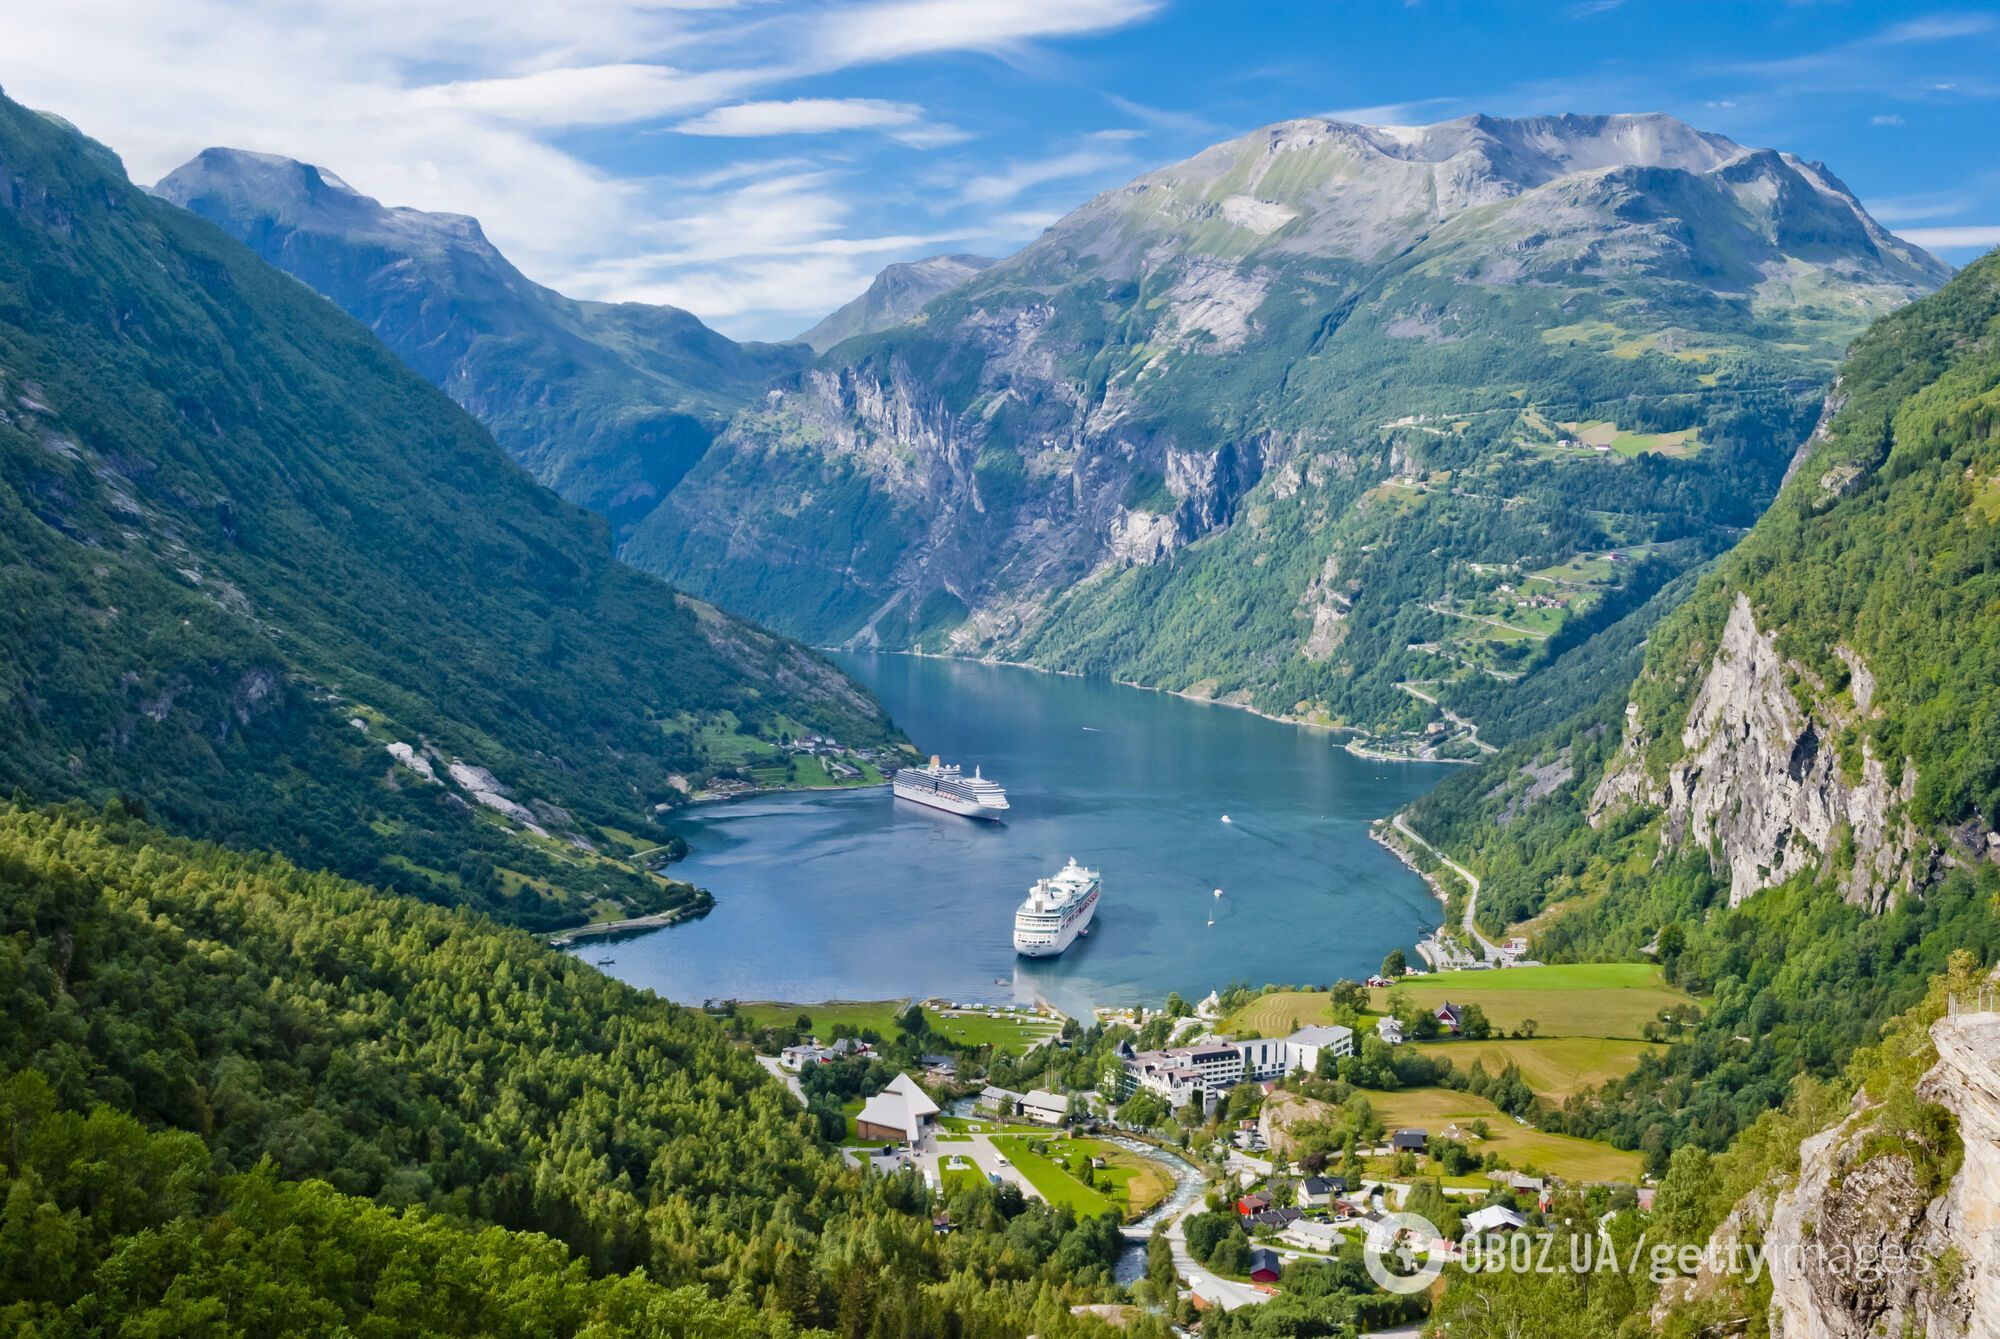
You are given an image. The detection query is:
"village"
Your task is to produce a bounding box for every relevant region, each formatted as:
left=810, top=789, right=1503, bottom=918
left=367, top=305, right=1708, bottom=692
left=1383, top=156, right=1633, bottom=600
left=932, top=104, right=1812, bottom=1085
left=716, top=957, right=1684, bottom=1320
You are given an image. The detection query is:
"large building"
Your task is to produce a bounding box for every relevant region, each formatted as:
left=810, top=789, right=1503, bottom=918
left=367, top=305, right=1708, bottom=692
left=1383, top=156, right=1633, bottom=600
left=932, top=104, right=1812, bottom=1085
left=1121, top=1025, right=1353, bottom=1109
left=855, top=1073, right=940, bottom=1144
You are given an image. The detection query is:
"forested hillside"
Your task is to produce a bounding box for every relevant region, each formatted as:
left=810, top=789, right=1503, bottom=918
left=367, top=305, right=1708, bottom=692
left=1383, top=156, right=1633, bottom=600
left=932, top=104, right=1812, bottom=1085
left=0, top=801, right=1145, bottom=1337
left=635, top=114, right=1945, bottom=750
left=156, top=148, right=812, bottom=534
left=0, top=90, right=897, bottom=933
left=1405, top=248, right=2000, bottom=1163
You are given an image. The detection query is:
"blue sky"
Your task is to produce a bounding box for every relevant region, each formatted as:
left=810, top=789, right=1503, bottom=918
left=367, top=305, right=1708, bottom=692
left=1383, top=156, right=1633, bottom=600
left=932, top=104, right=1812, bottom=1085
left=8, top=1, right=2000, bottom=340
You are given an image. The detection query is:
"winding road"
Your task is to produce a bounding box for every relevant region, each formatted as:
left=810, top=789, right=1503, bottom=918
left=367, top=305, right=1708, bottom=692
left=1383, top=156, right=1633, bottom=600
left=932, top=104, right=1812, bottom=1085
left=1393, top=814, right=1502, bottom=961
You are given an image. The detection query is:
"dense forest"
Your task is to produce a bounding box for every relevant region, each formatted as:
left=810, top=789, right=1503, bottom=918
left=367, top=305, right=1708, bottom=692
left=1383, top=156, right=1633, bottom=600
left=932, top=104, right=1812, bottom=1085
left=0, top=89, right=898, bottom=932
left=0, top=801, right=1152, bottom=1337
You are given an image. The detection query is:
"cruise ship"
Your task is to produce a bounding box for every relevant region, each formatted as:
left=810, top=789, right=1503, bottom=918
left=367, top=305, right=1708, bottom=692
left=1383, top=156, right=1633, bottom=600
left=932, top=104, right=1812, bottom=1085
left=892, top=756, right=1010, bottom=819
left=1014, top=858, right=1101, bottom=957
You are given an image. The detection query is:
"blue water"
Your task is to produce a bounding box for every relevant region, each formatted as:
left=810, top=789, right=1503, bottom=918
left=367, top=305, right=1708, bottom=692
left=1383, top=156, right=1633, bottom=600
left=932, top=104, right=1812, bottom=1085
left=584, top=654, right=1447, bottom=1017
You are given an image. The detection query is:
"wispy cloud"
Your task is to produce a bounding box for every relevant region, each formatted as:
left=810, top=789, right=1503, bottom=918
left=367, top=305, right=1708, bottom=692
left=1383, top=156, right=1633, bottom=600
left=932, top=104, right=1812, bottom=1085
left=413, top=64, right=755, bottom=128
left=1871, top=113, right=1906, bottom=126
left=1317, top=97, right=1458, bottom=125
left=674, top=98, right=964, bottom=145
left=961, top=147, right=1133, bottom=205
left=1866, top=191, right=1973, bottom=223
left=814, top=0, right=1164, bottom=66
left=1897, top=224, right=2000, bottom=250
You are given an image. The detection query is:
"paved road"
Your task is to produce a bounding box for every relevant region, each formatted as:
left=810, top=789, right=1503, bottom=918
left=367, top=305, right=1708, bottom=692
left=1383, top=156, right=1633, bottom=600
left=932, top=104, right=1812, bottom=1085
left=918, top=1129, right=1041, bottom=1202
left=754, top=1055, right=808, bottom=1105
left=1393, top=815, right=1502, bottom=960
left=1161, top=1193, right=1270, bottom=1311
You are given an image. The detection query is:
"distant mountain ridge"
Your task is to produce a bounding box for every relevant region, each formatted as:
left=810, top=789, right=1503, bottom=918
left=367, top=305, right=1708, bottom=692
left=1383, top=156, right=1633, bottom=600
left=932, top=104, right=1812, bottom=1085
left=796, top=253, right=997, bottom=351
left=155, top=148, right=809, bottom=533
left=632, top=112, right=1947, bottom=744
left=0, top=91, right=896, bottom=932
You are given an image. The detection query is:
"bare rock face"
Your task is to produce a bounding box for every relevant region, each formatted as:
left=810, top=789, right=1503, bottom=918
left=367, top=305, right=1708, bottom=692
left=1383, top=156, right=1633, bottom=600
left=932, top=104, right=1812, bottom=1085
left=1590, top=594, right=1921, bottom=909
left=1763, top=1011, right=2000, bottom=1338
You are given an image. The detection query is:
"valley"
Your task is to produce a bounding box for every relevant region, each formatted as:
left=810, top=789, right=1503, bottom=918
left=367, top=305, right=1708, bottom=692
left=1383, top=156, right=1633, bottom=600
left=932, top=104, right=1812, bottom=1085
left=1, top=23, right=1997, bottom=1335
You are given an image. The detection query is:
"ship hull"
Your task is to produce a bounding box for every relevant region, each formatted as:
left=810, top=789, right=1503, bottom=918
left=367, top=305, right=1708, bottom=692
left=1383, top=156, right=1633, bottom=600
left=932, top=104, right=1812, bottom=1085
left=1014, top=886, right=1099, bottom=957
left=893, top=778, right=1007, bottom=819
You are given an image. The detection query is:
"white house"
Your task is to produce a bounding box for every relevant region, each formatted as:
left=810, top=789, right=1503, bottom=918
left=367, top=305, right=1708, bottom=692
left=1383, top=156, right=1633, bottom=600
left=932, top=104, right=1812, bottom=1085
left=779, top=1042, right=827, bottom=1070
left=1463, top=1205, right=1527, bottom=1236
left=1375, top=1015, right=1404, bottom=1046
left=1020, top=1089, right=1069, bottom=1125
left=1281, top=1219, right=1346, bottom=1252
left=855, top=1073, right=940, bottom=1144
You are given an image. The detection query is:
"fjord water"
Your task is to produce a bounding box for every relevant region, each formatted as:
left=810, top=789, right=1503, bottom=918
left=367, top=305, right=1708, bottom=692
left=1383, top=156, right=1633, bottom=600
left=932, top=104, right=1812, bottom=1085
left=591, top=654, right=1445, bottom=1017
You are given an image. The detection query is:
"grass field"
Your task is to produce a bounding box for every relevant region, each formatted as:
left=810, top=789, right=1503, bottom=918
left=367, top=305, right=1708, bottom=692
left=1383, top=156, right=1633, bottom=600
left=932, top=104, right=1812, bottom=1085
left=1370, top=964, right=1694, bottom=1040
left=734, top=999, right=909, bottom=1035
left=731, top=1000, right=1055, bottom=1054
left=1362, top=1087, right=1643, bottom=1183
left=929, top=1010, right=1061, bottom=1052
left=1412, top=1036, right=1662, bottom=1102
left=989, top=1134, right=1169, bottom=1220
left=1224, top=990, right=1340, bottom=1037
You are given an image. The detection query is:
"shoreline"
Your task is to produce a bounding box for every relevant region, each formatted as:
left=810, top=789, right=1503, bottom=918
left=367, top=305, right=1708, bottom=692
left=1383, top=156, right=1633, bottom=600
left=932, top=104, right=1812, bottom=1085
left=548, top=902, right=706, bottom=947
left=847, top=645, right=1463, bottom=753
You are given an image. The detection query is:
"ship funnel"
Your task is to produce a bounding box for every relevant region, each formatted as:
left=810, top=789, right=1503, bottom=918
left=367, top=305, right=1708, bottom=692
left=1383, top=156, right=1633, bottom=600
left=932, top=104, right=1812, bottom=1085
left=930, top=754, right=940, bottom=767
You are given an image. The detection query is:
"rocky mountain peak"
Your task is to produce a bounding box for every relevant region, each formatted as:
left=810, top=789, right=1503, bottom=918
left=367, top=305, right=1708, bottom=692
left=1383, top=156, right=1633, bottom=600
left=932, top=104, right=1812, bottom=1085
left=796, top=252, right=997, bottom=351
left=156, top=148, right=491, bottom=251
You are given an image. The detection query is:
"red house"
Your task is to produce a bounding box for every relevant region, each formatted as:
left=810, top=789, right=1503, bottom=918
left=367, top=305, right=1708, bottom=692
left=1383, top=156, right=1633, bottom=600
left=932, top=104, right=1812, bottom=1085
left=1249, top=1247, right=1281, bottom=1284
left=1236, top=1192, right=1271, bottom=1217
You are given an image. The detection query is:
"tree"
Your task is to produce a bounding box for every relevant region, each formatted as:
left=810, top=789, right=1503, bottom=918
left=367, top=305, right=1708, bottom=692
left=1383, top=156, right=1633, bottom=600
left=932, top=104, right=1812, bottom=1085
left=1460, top=1003, right=1493, bottom=1041
left=1381, top=949, right=1408, bottom=978
left=895, top=1004, right=929, bottom=1038
left=1164, top=991, right=1192, bottom=1018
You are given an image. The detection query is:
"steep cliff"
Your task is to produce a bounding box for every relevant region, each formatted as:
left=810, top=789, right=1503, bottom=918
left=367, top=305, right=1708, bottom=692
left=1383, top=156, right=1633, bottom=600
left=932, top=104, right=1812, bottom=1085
left=636, top=113, right=1945, bottom=738
left=1760, top=1004, right=1997, bottom=1337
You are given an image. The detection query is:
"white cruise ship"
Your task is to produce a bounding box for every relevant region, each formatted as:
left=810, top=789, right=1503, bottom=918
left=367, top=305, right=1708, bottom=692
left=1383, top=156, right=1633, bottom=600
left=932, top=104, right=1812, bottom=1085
left=1014, top=858, right=1101, bottom=957
left=893, top=756, right=1010, bottom=819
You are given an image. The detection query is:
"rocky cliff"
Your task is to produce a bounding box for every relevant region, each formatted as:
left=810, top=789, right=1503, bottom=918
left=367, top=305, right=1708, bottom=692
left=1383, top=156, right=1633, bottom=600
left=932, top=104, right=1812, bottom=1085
left=1762, top=1007, right=2000, bottom=1338
left=1589, top=593, right=1924, bottom=910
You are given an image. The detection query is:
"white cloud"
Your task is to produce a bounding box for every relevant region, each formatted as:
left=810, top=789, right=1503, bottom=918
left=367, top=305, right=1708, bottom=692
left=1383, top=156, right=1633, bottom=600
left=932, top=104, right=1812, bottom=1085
left=961, top=148, right=1133, bottom=205
left=1897, top=225, right=2000, bottom=249
left=413, top=64, right=755, bottom=128
left=816, top=0, right=1164, bottom=66
left=673, top=98, right=964, bottom=145
left=1867, top=192, right=1974, bottom=223
left=1870, top=113, right=1906, bottom=126
left=1318, top=98, right=1457, bottom=125
left=1880, top=14, right=1996, bottom=44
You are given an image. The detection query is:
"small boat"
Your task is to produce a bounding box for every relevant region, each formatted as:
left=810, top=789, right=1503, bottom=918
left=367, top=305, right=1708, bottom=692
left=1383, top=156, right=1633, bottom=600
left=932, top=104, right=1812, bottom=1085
left=1206, top=917, right=1215, bottom=927
left=1221, top=814, right=1232, bottom=824
left=595, top=956, right=615, bottom=966
left=1213, top=887, right=1224, bottom=898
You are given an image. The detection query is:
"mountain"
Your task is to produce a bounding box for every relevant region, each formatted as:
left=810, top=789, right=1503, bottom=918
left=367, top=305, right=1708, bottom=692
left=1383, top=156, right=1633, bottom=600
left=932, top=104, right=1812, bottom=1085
left=796, top=253, right=997, bottom=352
left=627, top=113, right=1948, bottom=749
left=1406, top=248, right=2000, bottom=1162
left=0, top=89, right=896, bottom=933
left=154, top=148, right=810, bottom=533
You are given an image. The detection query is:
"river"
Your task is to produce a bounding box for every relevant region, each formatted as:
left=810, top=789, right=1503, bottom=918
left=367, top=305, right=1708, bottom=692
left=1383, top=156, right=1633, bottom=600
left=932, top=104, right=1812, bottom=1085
left=581, top=652, right=1446, bottom=1018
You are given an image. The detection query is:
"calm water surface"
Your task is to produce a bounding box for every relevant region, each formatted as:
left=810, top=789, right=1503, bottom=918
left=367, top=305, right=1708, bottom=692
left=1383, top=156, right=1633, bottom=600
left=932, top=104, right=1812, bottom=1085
left=584, top=654, right=1447, bottom=1017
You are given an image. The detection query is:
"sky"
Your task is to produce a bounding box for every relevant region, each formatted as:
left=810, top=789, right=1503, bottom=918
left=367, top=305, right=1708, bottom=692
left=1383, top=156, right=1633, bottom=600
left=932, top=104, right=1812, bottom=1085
left=5, top=1, right=2000, bottom=341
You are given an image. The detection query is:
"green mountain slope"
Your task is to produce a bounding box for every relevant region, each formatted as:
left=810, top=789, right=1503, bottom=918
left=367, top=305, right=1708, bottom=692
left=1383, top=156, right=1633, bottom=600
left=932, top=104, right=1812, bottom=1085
left=631, top=113, right=1946, bottom=749
left=154, top=148, right=810, bottom=533
left=1405, top=249, right=2000, bottom=1161
left=0, top=91, right=896, bottom=932
left=0, top=801, right=1136, bottom=1337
